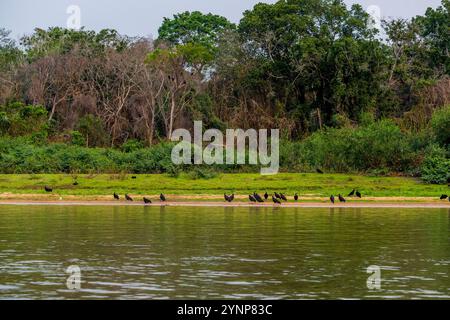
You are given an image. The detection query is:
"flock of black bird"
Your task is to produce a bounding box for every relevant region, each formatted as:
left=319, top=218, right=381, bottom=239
left=224, top=189, right=365, bottom=205
left=113, top=192, right=167, bottom=204
left=42, top=183, right=450, bottom=205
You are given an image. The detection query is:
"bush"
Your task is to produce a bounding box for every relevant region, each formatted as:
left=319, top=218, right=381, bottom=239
left=0, top=102, right=48, bottom=137
left=430, top=105, right=450, bottom=146
left=70, top=131, right=85, bottom=147
left=121, top=139, right=144, bottom=153
left=420, top=145, right=450, bottom=184
left=0, top=120, right=441, bottom=177
left=297, top=120, right=417, bottom=173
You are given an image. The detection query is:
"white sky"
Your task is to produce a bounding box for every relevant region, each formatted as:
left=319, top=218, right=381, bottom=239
left=0, top=0, right=443, bottom=40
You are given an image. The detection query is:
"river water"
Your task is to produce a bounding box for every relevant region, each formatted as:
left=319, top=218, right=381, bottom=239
left=0, top=205, right=449, bottom=299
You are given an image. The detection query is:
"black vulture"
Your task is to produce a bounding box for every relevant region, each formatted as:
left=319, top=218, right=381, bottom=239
left=254, top=193, right=264, bottom=203
left=131, top=176, right=137, bottom=179
left=316, top=168, right=324, bottom=174
left=249, top=195, right=257, bottom=203
left=272, top=196, right=282, bottom=205
left=228, top=194, right=235, bottom=203
left=224, top=194, right=230, bottom=202
left=348, top=189, right=355, bottom=197
left=330, top=195, right=335, bottom=204
left=338, top=194, right=346, bottom=203
left=280, top=193, right=288, bottom=201
left=356, top=191, right=362, bottom=198
left=294, top=193, right=299, bottom=201
left=264, top=192, right=269, bottom=200
left=274, top=192, right=282, bottom=199
left=114, top=193, right=120, bottom=200
left=44, top=186, right=53, bottom=192
left=143, top=197, right=152, bottom=204
left=160, top=194, right=166, bottom=202
left=73, top=181, right=79, bottom=186
left=125, top=194, right=133, bottom=201
left=440, top=194, right=448, bottom=200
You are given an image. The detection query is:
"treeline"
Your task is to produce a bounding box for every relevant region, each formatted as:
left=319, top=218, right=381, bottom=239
left=0, top=0, right=449, bottom=182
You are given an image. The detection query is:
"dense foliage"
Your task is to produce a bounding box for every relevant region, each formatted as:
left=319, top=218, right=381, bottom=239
left=0, top=0, right=449, bottom=182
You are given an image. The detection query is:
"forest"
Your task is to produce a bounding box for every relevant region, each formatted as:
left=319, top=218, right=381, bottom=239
left=0, top=0, right=448, bottom=184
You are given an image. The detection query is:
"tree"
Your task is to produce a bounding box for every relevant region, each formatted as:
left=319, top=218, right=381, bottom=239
left=234, top=0, right=386, bottom=133
left=0, top=28, right=22, bottom=71
left=25, top=50, right=87, bottom=122
left=416, top=0, right=450, bottom=75
left=146, top=45, right=199, bottom=140
left=158, top=11, right=235, bottom=75
left=21, top=27, right=131, bottom=61
left=158, top=11, right=235, bottom=49
left=0, top=29, right=23, bottom=104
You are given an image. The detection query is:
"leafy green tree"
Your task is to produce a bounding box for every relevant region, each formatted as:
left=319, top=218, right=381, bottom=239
left=416, top=0, right=450, bottom=74
left=158, top=11, right=235, bottom=48
left=21, top=27, right=130, bottom=60
left=0, top=28, right=23, bottom=72
left=157, top=11, right=235, bottom=73
left=237, top=0, right=386, bottom=129
left=0, top=102, right=48, bottom=136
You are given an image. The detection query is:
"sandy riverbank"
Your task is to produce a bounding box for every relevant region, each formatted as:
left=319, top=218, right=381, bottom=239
left=0, top=200, right=449, bottom=208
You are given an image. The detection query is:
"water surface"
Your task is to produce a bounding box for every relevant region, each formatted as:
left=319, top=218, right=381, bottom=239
left=0, top=205, right=449, bottom=299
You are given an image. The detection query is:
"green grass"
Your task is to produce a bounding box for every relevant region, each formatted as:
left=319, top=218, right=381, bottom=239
left=0, top=173, right=447, bottom=199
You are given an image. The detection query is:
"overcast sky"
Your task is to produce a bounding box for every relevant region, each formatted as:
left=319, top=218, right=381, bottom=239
left=0, top=0, right=443, bottom=40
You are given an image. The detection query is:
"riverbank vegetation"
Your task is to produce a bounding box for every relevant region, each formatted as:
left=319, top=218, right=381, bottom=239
left=0, top=0, right=449, bottom=184
left=0, top=173, right=447, bottom=200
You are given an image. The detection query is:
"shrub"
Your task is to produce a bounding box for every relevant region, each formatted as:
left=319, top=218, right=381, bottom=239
left=420, top=145, right=450, bottom=184
left=430, top=105, right=450, bottom=146
left=297, top=120, right=417, bottom=173
left=121, top=139, right=144, bottom=153
left=70, top=131, right=85, bottom=147
left=0, top=102, right=48, bottom=137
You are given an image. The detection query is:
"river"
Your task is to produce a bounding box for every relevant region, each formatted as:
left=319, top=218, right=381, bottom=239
left=0, top=205, right=449, bottom=299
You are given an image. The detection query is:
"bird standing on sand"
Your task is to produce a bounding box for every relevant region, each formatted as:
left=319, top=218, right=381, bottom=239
left=272, top=196, right=281, bottom=205
left=274, top=192, right=281, bottom=199
left=294, top=193, right=299, bottom=201
left=224, top=194, right=230, bottom=202
left=143, top=197, right=152, bottom=204
left=160, top=194, right=166, bottom=202
left=356, top=191, right=362, bottom=198
left=228, top=194, right=235, bottom=203
left=114, top=193, right=120, bottom=200
left=249, top=195, right=257, bottom=203
left=254, top=193, right=264, bottom=203
left=440, top=194, right=448, bottom=200
left=348, top=189, right=355, bottom=197
left=264, top=192, right=269, bottom=200
left=330, top=195, right=335, bottom=204
left=338, top=194, right=346, bottom=203
left=125, top=194, right=133, bottom=201
left=44, top=186, right=53, bottom=192
left=280, top=193, right=288, bottom=201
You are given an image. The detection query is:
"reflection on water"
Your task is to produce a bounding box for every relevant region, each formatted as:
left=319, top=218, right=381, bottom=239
left=0, top=205, right=449, bottom=300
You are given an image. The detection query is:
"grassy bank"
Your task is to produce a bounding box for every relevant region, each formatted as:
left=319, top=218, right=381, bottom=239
left=0, top=173, right=448, bottom=202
